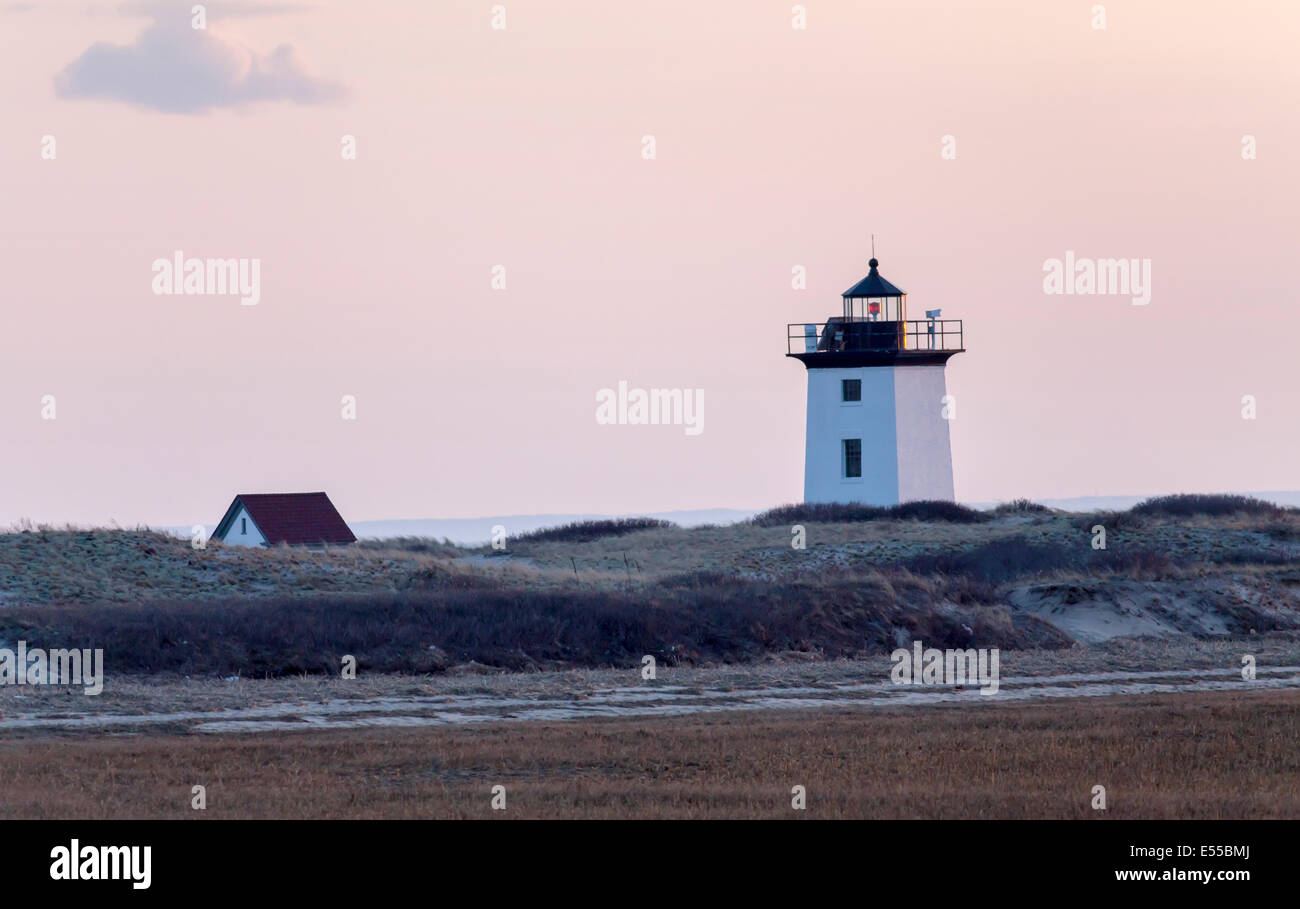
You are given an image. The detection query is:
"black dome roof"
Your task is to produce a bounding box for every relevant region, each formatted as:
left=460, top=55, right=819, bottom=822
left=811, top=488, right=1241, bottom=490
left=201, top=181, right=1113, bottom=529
left=842, top=259, right=904, bottom=298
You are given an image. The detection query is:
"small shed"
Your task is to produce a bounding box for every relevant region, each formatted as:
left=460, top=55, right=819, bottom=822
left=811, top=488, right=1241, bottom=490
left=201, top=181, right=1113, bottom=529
left=212, top=492, right=356, bottom=548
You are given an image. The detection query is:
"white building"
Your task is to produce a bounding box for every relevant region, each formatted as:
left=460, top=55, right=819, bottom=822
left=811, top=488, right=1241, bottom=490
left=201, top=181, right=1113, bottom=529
left=217, top=499, right=267, bottom=547
left=787, top=258, right=964, bottom=505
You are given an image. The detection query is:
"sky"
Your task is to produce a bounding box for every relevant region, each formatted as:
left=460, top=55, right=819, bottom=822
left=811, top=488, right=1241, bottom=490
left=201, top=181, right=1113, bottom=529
left=1, top=0, right=1297, bottom=527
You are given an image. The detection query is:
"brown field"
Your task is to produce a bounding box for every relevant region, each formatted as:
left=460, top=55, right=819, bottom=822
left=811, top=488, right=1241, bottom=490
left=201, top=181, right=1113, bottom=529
left=2, top=688, right=1297, bottom=819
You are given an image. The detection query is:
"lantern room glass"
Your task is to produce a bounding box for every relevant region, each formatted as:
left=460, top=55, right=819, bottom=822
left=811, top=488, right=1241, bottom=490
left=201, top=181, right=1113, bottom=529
left=843, top=294, right=906, bottom=323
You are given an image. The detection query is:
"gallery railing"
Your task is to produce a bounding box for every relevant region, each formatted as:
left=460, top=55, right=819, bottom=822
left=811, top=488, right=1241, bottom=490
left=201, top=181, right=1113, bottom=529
left=787, top=319, right=964, bottom=355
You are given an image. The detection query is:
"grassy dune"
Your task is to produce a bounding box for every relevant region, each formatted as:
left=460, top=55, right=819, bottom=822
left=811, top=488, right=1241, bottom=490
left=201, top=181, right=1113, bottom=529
left=0, top=495, right=1296, bottom=677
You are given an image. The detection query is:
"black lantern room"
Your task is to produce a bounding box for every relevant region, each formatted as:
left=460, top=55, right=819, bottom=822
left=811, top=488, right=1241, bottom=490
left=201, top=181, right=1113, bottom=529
left=841, top=257, right=906, bottom=323
left=785, top=256, right=964, bottom=367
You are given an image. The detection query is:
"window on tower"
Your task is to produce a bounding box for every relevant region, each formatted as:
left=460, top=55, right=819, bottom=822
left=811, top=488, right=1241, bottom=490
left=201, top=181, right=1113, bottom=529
left=843, top=439, right=862, bottom=479
left=842, top=379, right=861, bottom=402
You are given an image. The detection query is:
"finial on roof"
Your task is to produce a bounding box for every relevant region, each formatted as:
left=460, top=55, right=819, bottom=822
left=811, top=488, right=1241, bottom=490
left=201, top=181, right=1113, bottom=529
left=842, top=258, right=904, bottom=298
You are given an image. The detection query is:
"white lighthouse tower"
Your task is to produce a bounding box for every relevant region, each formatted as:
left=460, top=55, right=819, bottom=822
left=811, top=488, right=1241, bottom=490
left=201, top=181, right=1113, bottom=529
left=787, top=257, right=964, bottom=505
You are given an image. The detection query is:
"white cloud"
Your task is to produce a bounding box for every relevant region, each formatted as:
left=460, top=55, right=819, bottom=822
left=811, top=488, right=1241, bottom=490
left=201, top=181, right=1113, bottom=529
left=55, top=6, right=344, bottom=114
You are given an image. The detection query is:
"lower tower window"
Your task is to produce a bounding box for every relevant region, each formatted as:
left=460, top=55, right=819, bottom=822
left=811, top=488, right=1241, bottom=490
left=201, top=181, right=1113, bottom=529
left=843, top=438, right=862, bottom=478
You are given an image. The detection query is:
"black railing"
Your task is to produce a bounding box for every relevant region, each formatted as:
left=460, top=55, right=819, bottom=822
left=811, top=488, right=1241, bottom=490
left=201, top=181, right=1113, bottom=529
left=787, top=319, right=963, bottom=355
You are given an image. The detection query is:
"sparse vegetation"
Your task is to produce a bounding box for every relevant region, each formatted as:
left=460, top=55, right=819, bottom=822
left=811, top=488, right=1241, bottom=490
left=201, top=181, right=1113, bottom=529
left=353, top=536, right=463, bottom=557
left=508, top=517, right=677, bottom=545
left=990, top=498, right=1052, bottom=516
left=0, top=571, right=1072, bottom=678
left=1130, top=493, right=1285, bottom=518
left=751, top=500, right=987, bottom=526
left=0, top=527, right=448, bottom=605
left=897, top=537, right=1175, bottom=583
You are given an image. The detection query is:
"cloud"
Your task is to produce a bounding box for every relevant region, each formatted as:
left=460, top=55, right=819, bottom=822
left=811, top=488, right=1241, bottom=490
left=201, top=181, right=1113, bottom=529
left=54, top=6, right=344, bottom=114
left=121, top=1, right=313, bottom=18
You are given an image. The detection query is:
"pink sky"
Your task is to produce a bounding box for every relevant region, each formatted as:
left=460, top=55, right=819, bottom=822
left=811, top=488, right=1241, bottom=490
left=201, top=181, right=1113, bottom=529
left=1, top=0, right=1297, bottom=527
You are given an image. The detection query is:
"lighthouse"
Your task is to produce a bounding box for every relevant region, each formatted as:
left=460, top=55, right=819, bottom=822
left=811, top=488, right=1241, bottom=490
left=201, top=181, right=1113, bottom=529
left=786, top=257, right=964, bottom=505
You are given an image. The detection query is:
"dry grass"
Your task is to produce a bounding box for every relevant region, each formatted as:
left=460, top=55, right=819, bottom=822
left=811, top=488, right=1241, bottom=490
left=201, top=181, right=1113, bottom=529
left=2, top=504, right=1297, bottom=605
left=0, top=566, right=1080, bottom=676
left=0, top=527, right=492, bottom=605
left=2, top=510, right=1297, bottom=678
left=1, top=688, right=1296, bottom=819
left=492, top=510, right=1300, bottom=583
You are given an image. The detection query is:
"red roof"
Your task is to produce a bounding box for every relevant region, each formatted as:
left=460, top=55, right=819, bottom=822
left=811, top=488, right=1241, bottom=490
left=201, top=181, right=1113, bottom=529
left=215, top=492, right=356, bottom=545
